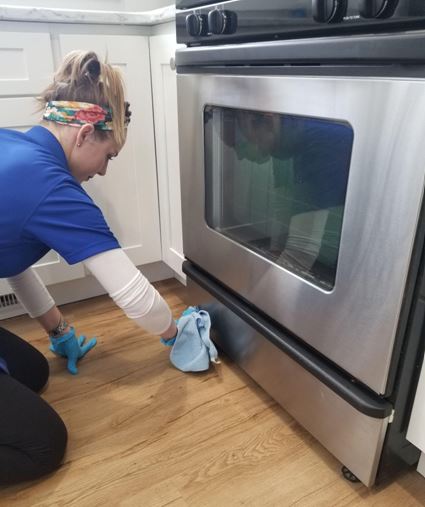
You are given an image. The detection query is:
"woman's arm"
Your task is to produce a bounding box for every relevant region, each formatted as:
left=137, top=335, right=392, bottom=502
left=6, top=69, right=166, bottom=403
left=36, top=306, right=71, bottom=336
left=6, top=268, right=70, bottom=335
left=83, top=249, right=177, bottom=339
left=6, top=250, right=178, bottom=339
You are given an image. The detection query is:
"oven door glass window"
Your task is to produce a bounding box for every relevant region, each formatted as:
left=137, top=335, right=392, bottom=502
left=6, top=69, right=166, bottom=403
left=204, top=106, right=354, bottom=290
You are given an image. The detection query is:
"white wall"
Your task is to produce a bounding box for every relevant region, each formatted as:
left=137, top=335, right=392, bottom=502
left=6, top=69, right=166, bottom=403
left=5, top=0, right=171, bottom=11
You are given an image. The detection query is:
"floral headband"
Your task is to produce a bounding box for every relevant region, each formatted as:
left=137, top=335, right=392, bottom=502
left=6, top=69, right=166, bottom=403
left=43, top=100, right=131, bottom=130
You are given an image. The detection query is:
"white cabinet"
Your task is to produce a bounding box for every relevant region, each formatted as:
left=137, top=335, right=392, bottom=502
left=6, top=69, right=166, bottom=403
left=150, top=34, right=185, bottom=278
left=1, top=31, right=161, bottom=302
left=0, top=32, right=86, bottom=289
left=59, top=34, right=162, bottom=268
left=0, top=28, right=181, bottom=314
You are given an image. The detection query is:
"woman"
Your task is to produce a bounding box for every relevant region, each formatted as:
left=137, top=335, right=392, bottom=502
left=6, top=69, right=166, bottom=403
left=0, top=50, right=177, bottom=484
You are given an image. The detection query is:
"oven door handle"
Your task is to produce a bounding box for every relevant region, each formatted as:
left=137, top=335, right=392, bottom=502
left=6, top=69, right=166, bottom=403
left=183, top=260, right=393, bottom=419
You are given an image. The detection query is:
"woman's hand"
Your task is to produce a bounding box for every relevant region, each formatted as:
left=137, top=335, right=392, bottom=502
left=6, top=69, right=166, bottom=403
left=49, top=327, right=96, bottom=375
left=161, top=321, right=178, bottom=339
left=160, top=307, right=199, bottom=347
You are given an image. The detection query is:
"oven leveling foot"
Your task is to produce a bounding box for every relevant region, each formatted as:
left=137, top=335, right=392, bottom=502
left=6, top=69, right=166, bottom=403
left=341, top=466, right=360, bottom=483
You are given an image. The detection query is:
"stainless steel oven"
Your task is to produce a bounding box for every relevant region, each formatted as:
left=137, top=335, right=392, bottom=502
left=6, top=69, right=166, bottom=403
left=176, top=0, right=425, bottom=487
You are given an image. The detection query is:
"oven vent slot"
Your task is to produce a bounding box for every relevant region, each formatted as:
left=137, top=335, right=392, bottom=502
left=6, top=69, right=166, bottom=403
left=0, top=292, right=25, bottom=319
left=0, top=293, right=18, bottom=309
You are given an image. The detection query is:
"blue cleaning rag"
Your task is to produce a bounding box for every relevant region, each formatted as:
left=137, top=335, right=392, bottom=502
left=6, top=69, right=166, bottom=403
left=162, top=307, right=220, bottom=372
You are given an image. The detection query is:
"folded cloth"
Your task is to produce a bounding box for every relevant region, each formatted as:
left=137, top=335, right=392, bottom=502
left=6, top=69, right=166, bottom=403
left=168, top=308, right=220, bottom=372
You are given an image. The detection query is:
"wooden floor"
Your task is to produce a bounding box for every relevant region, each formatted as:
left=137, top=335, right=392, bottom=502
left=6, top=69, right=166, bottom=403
left=1, top=278, right=425, bottom=506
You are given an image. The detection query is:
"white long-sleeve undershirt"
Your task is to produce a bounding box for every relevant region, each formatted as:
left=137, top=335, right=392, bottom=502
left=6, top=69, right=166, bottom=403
left=6, top=267, right=55, bottom=318
left=5, top=248, right=173, bottom=336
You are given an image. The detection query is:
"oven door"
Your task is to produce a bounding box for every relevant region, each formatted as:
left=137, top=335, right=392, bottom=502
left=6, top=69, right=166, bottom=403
left=178, top=71, right=425, bottom=394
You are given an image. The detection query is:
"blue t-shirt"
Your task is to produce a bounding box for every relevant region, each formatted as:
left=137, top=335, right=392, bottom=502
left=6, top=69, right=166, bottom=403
left=0, top=357, right=9, bottom=374
left=0, top=126, right=120, bottom=278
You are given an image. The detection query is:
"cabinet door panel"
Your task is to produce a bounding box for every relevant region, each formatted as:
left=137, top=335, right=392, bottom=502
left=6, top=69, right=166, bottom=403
left=0, top=97, right=40, bottom=127
left=58, top=34, right=161, bottom=267
left=150, top=34, right=184, bottom=277
left=0, top=33, right=53, bottom=96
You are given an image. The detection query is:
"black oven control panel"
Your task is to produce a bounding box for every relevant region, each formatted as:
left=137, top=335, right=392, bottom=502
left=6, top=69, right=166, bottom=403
left=176, top=0, right=425, bottom=45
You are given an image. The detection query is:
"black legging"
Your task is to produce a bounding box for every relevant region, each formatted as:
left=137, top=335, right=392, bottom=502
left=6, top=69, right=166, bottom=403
left=0, top=327, right=67, bottom=485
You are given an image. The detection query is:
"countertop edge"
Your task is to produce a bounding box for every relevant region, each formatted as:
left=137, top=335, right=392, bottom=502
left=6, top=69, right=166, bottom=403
left=0, top=4, right=176, bottom=26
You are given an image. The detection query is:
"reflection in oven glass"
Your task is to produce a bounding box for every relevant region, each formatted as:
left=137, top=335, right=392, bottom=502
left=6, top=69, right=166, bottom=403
left=204, top=106, right=354, bottom=290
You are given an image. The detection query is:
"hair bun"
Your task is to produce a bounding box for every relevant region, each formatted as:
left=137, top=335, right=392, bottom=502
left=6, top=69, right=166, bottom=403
left=86, top=59, right=101, bottom=80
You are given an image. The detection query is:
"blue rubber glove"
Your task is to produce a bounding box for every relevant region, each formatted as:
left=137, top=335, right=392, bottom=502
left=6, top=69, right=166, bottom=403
left=49, top=327, right=97, bottom=375
left=160, top=306, right=199, bottom=347
left=181, top=306, right=199, bottom=318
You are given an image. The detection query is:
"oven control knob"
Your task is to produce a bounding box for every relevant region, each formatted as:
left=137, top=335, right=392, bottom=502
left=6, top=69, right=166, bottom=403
left=208, top=9, right=237, bottom=35
left=359, top=0, right=399, bottom=18
left=185, top=13, right=208, bottom=37
left=312, top=0, right=347, bottom=23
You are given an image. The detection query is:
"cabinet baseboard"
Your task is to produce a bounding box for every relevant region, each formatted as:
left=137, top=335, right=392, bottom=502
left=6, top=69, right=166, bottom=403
left=0, top=261, right=176, bottom=321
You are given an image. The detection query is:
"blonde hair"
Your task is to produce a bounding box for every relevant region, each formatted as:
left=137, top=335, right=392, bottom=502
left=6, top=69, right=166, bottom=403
left=38, top=50, right=127, bottom=149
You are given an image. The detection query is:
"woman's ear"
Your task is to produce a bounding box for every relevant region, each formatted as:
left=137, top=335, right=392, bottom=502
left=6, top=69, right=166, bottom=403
left=75, top=123, right=95, bottom=147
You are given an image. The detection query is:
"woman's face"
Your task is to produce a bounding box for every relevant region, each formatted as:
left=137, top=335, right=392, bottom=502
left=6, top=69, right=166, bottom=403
left=68, top=125, right=120, bottom=183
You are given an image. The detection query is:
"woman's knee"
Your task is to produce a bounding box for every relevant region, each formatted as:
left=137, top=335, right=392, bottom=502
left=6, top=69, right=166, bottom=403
left=0, top=374, right=67, bottom=485
left=0, top=414, right=67, bottom=485
left=0, top=409, right=67, bottom=485
left=33, top=404, right=68, bottom=474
